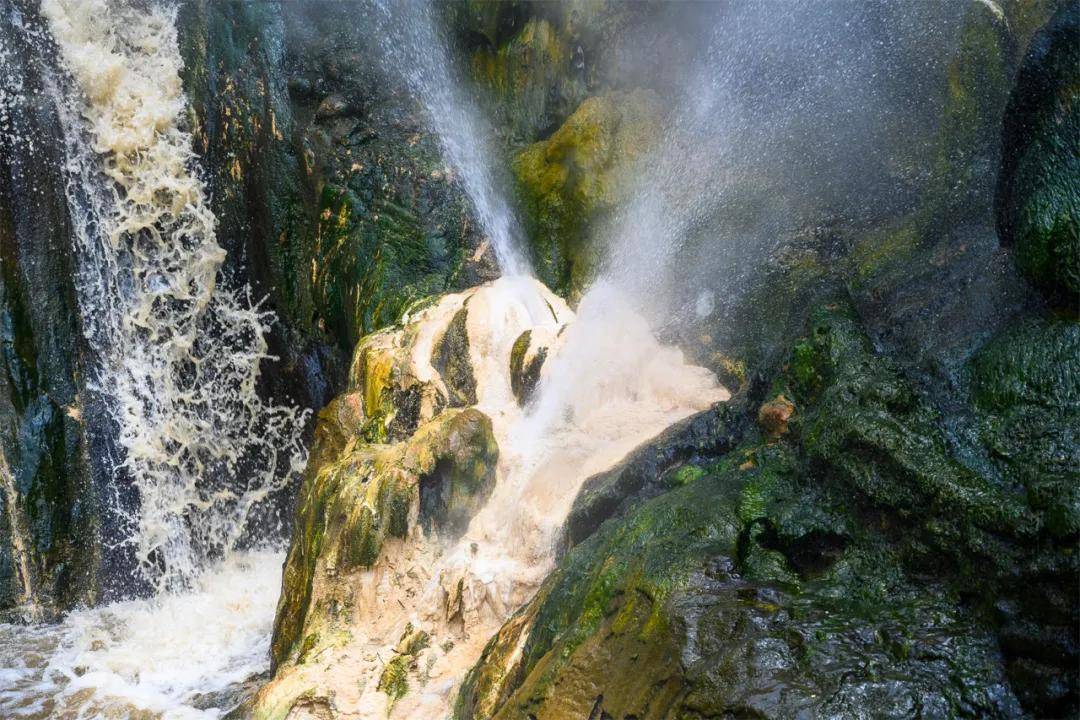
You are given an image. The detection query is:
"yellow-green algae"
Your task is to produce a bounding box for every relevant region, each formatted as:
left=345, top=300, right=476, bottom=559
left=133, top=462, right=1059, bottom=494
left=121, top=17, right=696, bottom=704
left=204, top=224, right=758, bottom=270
left=270, top=406, right=498, bottom=668
left=514, top=89, right=662, bottom=296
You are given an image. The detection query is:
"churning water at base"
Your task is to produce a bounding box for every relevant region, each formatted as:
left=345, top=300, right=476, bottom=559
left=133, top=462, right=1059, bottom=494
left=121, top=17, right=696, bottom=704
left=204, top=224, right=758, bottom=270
left=1, top=1, right=302, bottom=717
left=0, top=550, right=283, bottom=719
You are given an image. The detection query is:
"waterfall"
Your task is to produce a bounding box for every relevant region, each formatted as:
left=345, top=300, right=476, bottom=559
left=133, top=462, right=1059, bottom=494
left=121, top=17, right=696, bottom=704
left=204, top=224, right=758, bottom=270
left=0, top=1, right=308, bottom=716
left=41, top=0, right=306, bottom=592
left=370, top=0, right=531, bottom=277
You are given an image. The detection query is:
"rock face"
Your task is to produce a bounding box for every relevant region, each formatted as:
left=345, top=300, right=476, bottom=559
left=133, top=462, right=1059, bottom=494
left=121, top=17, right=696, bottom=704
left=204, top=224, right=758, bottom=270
left=2, top=0, right=1077, bottom=716
left=0, top=2, right=105, bottom=619
left=996, top=4, right=1080, bottom=305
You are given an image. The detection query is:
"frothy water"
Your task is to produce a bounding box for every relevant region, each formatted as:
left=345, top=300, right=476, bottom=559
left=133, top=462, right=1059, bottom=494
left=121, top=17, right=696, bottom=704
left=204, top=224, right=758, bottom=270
left=42, top=0, right=306, bottom=591
left=370, top=0, right=531, bottom=277
left=0, top=2, right=304, bottom=717
left=256, top=277, right=726, bottom=717
left=0, top=550, right=283, bottom=719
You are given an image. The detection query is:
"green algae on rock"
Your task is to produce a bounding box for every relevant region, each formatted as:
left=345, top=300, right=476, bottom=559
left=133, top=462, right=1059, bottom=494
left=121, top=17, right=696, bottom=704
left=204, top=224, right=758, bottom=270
left=996, top=4, right=1080, bottom=305
left=514, top=89, right=663, bottom=296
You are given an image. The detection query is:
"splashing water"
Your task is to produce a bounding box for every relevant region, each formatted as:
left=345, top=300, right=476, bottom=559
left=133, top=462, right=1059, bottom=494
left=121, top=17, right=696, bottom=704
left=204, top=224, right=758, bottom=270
left=370, top=0, right=531, bottom=277
left=256, top=277, right=727, bottom=717
left=42, top=0, right=306, bottom=591
left=0, top=550, right=283, bottom=720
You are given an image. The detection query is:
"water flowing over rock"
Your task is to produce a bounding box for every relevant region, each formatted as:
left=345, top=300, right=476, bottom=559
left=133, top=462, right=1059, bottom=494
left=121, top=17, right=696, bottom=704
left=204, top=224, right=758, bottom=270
left=0, top=0, right=1076, bottom=717
left=255, top=277, right=726, bottom=718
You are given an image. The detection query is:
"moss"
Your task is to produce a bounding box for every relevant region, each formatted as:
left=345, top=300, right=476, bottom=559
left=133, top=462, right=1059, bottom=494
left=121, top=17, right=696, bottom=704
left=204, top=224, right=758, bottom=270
left=377, top=624, right=432, bottom=704
left=514, top=90, right=662, bottom=296
left=378, top=655, right=410, bottom=701
left=849, top=222, right=921, bottom=280
left=996, top=4, right=1080, bottom=303
left=271, top=407, right=498, bottom=667
left=969, top=318, right=1080, bottom=537
left=665, top=464, right=705, bottom=489
left=469, top=17, right=585, bottom=144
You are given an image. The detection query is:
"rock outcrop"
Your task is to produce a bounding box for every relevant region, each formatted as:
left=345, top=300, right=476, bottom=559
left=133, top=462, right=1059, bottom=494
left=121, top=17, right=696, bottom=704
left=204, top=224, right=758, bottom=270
left=255, top=276, right=726, bottom=718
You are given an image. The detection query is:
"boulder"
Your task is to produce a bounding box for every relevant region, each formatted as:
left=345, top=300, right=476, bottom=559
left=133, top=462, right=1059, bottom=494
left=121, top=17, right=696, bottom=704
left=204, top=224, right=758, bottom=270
left=514, top=89, right=662, bottom=296
left=996, top=4, right=1080, bottom=304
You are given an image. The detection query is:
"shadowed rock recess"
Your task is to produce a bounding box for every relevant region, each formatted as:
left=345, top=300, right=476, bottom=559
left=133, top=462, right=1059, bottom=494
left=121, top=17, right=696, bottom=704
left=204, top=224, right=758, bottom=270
left=0, top=1, right=1076, bottom=719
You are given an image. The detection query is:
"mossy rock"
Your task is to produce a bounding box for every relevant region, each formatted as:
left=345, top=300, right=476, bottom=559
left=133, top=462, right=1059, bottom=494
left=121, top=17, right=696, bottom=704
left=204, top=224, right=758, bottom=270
left=507, top=329, right=548, bottom=406
left=514, top=89, right=663, bottom=296
left=461, top=297, right=1077, bottom=717
left=311, top=182, right=472, bottom=351
left=996, top=4, right=1080, bottom=304
left=270, top=407, right=497, bottom=667
left=790, top=303, right=1037, bottom=566
left=444, top=0, right=530, bottom=49
left=460, top=449, right=1023, bottom=720
left=432, top=306, right=477, bottom=408
left=470, top=17, right=587, bottom=144
left=348, top=329, right=445, bottom=444
left=457, top=467, right=744, bottom=719
left=969, top=318, right=1080, bottom=537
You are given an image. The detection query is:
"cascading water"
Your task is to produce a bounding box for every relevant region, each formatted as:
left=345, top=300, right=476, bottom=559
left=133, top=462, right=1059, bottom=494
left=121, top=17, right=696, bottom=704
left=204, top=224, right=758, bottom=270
left=370, top=0, right=531, bottom=278
left=252, top=4, right=729, bottom=717
left=43, top=0, right=306, bottom=592
left=255, top=276, right=726, bottom=718
left=1, top=0, right=306, bottom=717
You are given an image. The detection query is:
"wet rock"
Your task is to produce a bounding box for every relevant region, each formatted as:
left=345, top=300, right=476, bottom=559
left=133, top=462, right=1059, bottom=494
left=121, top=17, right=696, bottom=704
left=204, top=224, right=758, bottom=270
left=561, top=400, right=746, bottom=555
left=432, top=306, right=477, bottom=407
left=466, top=293, right=1078, bottom=718
left=968, top=318, right=1080, bottom=538
left=0, top=5, right=104, bottom=618
left=507, top=329, right=549, bottom=406
left=757, top=394, right=795, bottom=438
left=467, top=16, right=586, bottom=144
left=996, top=4, right=1080, bottom=305
left=461, top=451, right=1023, bottom=720
left=314, top=93, right=351, bottom=119
left=514, top=89, right=663, bottom=296
left=270, top=406, right=498, bottom=667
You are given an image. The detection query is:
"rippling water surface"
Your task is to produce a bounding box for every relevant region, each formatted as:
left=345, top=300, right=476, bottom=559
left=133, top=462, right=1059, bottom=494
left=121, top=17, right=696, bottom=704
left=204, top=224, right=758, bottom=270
left=0, top=551, right=282, bottom=720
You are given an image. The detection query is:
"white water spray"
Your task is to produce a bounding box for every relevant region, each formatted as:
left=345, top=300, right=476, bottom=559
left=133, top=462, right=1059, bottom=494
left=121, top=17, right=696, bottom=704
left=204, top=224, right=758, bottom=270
left=370, top=0, right=531, bottom=277
left=42, top=0, right=306, bottom=591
